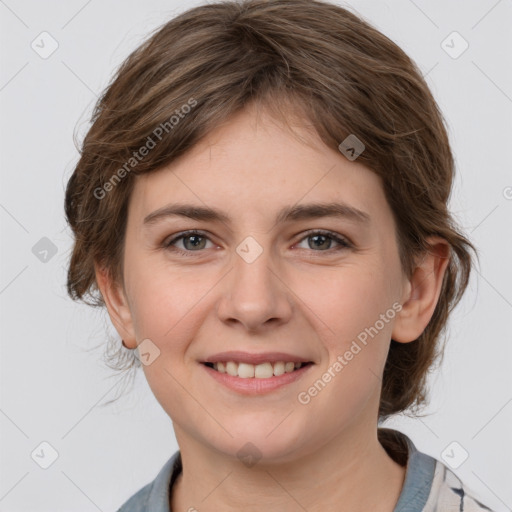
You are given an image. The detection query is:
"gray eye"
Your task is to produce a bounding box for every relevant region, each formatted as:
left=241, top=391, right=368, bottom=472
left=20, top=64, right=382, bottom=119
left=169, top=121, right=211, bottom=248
left=180, top=234, right=209, bottom=250
left=305, top=234, right=332, bottom=250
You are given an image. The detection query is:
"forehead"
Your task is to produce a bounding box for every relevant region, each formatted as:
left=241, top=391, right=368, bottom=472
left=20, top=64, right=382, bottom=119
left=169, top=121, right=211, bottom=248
left=128, top=106, right=388, bottom=228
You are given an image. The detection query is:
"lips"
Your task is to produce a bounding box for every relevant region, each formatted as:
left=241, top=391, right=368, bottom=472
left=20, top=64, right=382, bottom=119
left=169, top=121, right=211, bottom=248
left=201, top=358, right=314, bottom=394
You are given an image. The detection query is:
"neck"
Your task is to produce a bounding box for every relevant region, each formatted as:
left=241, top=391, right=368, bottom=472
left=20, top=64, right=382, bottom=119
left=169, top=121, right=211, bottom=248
left=170, top=424, right=407, bottom=512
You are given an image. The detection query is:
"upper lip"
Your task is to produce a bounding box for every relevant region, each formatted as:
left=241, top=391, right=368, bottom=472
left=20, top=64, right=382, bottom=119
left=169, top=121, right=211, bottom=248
left=201, top=351, right=313, bottom=365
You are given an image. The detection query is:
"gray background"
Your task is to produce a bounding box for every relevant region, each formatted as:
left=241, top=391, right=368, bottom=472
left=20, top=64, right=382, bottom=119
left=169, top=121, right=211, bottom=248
left=0, top=0, right=511, bottom=510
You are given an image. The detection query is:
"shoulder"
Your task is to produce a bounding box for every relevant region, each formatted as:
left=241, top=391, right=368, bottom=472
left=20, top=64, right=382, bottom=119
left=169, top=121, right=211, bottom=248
left=116, top=481, right=153, bottom=512
left=379, top=428, right=496, bottom=512
left=115, top=451, right=182, bottom=512
left=423, top=460, right=495, bottom=512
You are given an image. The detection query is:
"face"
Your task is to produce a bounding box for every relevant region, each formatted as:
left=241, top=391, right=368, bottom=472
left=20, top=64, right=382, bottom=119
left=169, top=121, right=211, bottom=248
left=111, top=104, right=411, bottom=462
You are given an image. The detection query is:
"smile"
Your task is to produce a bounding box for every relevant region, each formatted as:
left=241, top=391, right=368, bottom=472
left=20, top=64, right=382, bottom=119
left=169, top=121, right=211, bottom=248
left=201, top=359, right=314, bottom=395
left=204, top=361, right=311, bottom=378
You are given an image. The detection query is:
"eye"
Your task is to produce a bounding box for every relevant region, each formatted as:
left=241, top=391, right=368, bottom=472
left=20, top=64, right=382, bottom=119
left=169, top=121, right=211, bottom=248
left=294, top=230, right=352, bottom=253
left=163, top=230, right=215, bottom=256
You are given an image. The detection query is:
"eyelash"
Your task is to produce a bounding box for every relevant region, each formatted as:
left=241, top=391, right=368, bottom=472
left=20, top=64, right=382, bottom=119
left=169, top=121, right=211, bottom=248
left=162, top=229, right=353, bottom=258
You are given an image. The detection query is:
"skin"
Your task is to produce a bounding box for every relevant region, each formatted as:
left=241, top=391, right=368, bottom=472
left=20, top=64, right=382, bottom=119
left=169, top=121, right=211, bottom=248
left=96, top=101, right=450, bottom=512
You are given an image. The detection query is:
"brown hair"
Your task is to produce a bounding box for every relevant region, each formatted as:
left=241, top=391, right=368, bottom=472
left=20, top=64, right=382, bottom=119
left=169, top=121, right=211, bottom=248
left=64, top=0, right=476, bottom=421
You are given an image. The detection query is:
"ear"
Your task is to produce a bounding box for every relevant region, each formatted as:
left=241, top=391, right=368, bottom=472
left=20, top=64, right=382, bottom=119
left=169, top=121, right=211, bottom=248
left=392, top=237, right=451, bottom=343
left=94, top=263, right=137, bottom=349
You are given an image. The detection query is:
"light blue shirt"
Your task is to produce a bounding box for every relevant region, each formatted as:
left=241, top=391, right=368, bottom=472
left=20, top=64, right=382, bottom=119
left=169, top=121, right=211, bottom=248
left=116, top=430, right=494, bottom=511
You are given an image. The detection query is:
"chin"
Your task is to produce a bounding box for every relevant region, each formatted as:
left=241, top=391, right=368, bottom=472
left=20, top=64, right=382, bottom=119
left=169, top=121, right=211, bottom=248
left=204, top=416, right=311, bottom=466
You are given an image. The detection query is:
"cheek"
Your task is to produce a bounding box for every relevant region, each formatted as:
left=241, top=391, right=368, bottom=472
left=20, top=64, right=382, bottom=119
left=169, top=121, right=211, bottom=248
left=301, top=264, right=396, bottom=345
left=126, top=257, right=209, bottom=340
left=126, top=264, right=203, bottom=408
left=297, top=269, right=397, bottom=423
left=295, top=263, right=399, bottom=413
left=124, top=260, right=218, bottom=392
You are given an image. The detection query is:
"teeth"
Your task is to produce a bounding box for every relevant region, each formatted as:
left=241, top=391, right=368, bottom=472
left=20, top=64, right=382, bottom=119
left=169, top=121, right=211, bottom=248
left=238, top=363, right=255, bottom=378
left=255, top=362, right=273, bottom=378
left=273, top=361, right=285, bottom=376
left=226, top=361, right=238, bottom=376
left=211, top=360, right=306, bottom=378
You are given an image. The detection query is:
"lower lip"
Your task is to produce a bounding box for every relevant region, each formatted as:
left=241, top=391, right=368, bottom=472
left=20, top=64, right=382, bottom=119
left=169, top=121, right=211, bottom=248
left=201, top=363, right=313, bottom=395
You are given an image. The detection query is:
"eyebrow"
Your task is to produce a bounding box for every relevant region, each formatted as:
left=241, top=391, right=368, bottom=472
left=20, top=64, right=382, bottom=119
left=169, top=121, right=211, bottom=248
left=143, top=201, right=371, bottom=227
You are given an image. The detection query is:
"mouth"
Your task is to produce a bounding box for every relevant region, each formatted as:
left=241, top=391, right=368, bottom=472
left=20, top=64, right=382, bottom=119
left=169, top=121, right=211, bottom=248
left=202, top=360, right=313, bottom=379
left=201, top=359, right=314, bottom=394
left=199, top=351, right=315, bottom=393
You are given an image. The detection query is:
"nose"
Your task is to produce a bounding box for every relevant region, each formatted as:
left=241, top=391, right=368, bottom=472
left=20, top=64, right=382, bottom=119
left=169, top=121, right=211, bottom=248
left=216, top=239, right=293, bottom=333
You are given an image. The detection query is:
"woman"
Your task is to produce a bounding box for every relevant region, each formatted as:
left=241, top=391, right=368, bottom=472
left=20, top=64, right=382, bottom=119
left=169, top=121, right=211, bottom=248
left=64, top=1, right=494, bottom=510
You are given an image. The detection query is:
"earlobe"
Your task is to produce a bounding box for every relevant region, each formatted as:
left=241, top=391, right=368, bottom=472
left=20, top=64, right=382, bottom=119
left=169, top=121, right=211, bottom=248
left=392, top=237, right=451, bottom=344
left=94, top=263, right=137, bottom=349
